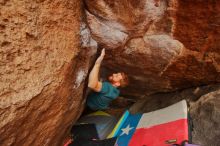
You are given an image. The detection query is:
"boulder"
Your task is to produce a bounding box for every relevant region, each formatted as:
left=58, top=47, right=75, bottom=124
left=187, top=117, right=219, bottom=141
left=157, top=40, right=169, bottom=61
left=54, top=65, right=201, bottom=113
left=84, top=0, right=220, bottom=98
left=0, top=0, right=96, bottom=145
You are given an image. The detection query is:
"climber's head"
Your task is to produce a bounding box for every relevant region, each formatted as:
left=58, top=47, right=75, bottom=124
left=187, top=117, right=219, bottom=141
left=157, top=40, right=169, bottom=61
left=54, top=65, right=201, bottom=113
left=108, top=72, right=129, bottom=88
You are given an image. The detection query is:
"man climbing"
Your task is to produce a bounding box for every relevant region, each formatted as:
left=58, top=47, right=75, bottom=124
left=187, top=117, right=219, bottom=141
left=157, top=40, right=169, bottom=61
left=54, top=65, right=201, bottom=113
left=86, top=49, right=129, bottom=111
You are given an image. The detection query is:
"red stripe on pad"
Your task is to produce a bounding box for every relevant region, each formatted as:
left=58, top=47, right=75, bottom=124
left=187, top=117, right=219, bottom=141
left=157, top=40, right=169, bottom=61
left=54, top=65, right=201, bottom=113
left=129, top=119, right=188, bottom=146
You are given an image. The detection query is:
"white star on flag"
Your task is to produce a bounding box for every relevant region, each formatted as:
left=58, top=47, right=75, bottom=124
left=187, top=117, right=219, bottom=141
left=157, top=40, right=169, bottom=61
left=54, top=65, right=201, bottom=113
left=120, top=124, right=134, bottom=136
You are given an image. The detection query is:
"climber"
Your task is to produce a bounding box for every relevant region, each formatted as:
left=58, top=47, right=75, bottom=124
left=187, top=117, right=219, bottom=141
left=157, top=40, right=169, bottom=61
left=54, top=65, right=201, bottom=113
left=86, top=48, right=129, bottom=111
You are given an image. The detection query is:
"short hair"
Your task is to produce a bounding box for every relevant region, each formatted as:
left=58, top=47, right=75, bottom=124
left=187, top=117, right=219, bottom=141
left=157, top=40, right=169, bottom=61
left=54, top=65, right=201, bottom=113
left=120, top=72, right=129, bottom=87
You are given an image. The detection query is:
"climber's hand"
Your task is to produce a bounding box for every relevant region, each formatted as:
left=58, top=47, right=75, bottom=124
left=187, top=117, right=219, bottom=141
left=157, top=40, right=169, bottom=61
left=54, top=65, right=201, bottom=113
left=95, top=48, right=105, bottom=65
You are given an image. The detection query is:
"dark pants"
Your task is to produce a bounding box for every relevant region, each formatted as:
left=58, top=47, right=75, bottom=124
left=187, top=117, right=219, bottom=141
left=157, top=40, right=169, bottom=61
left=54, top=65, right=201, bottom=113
left=82, top=106, right=97, bottom=116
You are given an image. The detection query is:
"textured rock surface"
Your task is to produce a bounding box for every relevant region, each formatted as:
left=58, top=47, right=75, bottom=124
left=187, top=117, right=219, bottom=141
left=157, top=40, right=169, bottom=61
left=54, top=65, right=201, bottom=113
left=1, top=0, right=219, bottom=145
left=0, top=0, right=96, bottom=146
left=83, top=1, right=220, bottom=145
left=190, top=88, right=220, bottom=146
left=84, top=0, right=220, bottom=98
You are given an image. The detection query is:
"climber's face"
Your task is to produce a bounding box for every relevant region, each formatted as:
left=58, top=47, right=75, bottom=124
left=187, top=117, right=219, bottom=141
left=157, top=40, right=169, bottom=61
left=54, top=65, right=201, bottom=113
left=108, top=73, right=123, bottom=87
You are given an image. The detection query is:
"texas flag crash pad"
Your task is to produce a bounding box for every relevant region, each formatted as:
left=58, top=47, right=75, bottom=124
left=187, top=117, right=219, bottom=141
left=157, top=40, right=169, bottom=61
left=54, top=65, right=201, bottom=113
left=108, top=100, right=189, bottom=146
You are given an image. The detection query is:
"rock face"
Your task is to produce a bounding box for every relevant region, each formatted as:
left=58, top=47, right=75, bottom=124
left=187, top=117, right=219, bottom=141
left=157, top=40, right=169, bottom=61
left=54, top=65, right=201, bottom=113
left=84, top=0, right=220, bottom=98
left=0, top=0, right=96, bottom=146
left=0, top=0, right=219, bottom=145
left=84, top=2, right=220, bottom=145
left=190, top=88, right=220, bottom=146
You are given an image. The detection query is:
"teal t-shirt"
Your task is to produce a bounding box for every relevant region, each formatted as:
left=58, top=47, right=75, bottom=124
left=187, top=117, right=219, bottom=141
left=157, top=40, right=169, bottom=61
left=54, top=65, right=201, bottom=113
left=87, top=82, right=120, bottom=110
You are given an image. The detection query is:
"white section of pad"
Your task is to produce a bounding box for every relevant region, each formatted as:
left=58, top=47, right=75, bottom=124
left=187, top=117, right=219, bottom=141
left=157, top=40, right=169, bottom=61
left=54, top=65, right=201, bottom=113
left=136, top=100, right=187, bottom=128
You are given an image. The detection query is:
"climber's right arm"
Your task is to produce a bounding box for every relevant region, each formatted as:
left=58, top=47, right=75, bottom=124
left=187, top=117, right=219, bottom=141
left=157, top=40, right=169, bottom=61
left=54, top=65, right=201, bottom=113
left=88, top=49, right=105, bottom=92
